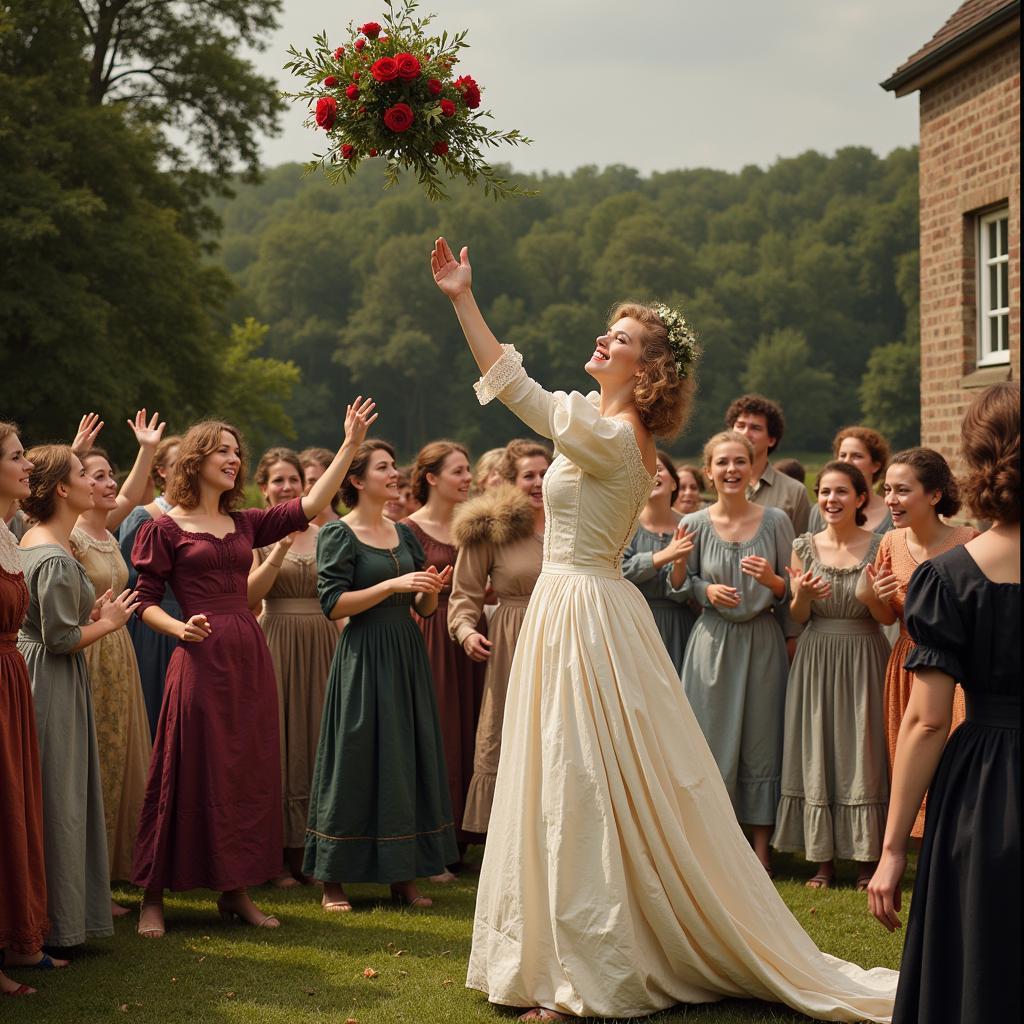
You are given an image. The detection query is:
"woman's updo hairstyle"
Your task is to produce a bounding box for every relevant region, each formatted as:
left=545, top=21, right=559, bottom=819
left=340, top=441, right=397, bottom=508
left=0, top=421, right=20, bottom=451
left=889, top=447, right=961, bottom=518
left=410, top=440, right=469, bottom=505
left=21, top=445, right=75, bottom=523
left=610, top=302, right=699, bottom=440
left=497, top=439, right=551, bottom=484
left=832, top=425, right=891, bottom=484
left=816, top=460, right=869, bottom=527
left=150, top=435, right=182, bottom=492
left=254, top=447, right=305, bottom=500
left=655, top=449, right=681, bottom=504
left=960, top=381, right=1020, bottom=523
left=166, top=420, right=247, bottom=513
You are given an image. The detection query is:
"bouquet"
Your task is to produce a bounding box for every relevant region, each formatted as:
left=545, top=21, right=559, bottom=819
left=284, top=0, right=535, bottom=201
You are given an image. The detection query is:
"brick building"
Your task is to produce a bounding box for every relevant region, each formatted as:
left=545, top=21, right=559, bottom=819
left=882, top=0, right=1020, bottom=467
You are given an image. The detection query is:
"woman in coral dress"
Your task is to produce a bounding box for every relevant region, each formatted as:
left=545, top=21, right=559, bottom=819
left=858, top=448, right=976, bottom=838
left=431, top=236, right=897, bottom=1022
left=130, top=402, right=374, bottom=939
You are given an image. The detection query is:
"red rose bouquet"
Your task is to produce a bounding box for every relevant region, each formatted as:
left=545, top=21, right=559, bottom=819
left=285, top=0, right=534, bottom=200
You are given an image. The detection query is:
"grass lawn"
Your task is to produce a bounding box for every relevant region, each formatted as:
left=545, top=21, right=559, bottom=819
left=13, top=851, right=909, bottom=1024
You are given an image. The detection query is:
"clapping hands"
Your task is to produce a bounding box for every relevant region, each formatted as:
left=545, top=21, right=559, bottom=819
left=787, top=566, right=832, bottom=603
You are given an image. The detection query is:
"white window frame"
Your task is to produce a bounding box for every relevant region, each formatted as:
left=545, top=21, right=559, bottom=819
left=977, top=206, right=1010, bottom=367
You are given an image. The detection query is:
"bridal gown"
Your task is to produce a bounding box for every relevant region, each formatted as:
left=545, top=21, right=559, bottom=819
left=466, top=344, right=898, bottom=1021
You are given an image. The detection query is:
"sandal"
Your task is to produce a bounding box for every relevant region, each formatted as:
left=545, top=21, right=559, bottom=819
left=272, top=872, right=301, bottom=890
left=855, top=876, right=872, bottom=892
left=321, top=895, right=353, bottom=913
left=390, top=885, right=432, bottom=909
left=805, top=874, right=832, bottom=890
left=217, top=896, right=280, bottom=929
left=2, top=983, right=36, bottom=997
left=137, top=901, right=166, bottom=939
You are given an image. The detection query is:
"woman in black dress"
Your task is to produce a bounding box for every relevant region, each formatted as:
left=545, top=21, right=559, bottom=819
left=868, top=381, right=1020, bottom=1024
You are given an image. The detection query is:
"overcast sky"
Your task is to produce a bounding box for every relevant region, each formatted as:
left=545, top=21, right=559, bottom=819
left=256, top=0, right=945, bottom=175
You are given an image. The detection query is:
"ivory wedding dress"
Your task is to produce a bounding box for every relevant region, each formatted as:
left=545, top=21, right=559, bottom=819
left=465, top=344, right=898, bottom=1021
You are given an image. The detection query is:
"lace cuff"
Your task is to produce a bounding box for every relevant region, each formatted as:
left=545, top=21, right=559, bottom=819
left=473, top=344, right=524, bottom=406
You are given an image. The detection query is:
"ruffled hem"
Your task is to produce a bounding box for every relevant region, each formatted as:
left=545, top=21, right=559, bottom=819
left=462, top=771, right=497, bottom=834
left=904, top=643, right=964, bottom=682
left=473, top=344, right=523, bottom=405
left=772, top=795, right=888, bottom=862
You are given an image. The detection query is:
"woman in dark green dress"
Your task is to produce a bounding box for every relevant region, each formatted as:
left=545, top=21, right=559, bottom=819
left=305, top=441, right=458, bottom=912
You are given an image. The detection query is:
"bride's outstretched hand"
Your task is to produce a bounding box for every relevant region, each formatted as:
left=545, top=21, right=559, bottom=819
left=431, top=237, right=472, bottom=299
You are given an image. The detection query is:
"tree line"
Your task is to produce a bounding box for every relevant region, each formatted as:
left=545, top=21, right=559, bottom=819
left=1, top=0, right=921, bottom=470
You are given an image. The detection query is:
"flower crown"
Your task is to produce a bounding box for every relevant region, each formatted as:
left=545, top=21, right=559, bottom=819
left=653, top=303, right=698, bottom=379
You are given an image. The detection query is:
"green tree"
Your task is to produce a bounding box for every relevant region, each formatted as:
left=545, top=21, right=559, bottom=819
left=858, top=341, right=920, bottom=449
left=742, top=329, right=838, bottom=450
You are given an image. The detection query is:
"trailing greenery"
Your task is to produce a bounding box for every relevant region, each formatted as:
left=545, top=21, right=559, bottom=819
left=215, top=147, right=920, bottom=459
left=12, top=852, right=908, bottom=1023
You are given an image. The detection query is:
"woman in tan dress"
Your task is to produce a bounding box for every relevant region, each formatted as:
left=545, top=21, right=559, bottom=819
left=249, top=448, right=339, bottom=888
left=449, top=440, right=549, bottom=835
left=70, top=415, right=165, bottom=916
left=857, top=447, right=977, bottom=838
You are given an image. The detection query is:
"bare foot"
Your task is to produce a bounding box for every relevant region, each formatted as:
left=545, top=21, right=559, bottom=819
left=0, top=970, right=36, bottom=996
left=112, top=899, right=132, bottom=917
left=272, top=872, right=301, bottom=889
left=0, top=950, right=69, bottom=969
left=429, top=870, right=457, bottom=884
left=518, top=1009, right=569, bottom=1021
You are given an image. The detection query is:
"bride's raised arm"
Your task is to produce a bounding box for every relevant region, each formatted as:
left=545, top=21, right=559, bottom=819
left=430, top=237, right=625, bottom=479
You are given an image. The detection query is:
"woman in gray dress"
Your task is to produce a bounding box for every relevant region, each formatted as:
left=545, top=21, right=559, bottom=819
left=772, top=461, right=890, bottom=890
left=679, top=430, right=794, bottom=875
left=17, top=445, right=139, bottom=947
left=622, top=450, right=696, bottom=671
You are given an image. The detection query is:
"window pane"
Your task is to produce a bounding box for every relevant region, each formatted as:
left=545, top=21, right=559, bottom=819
left=999, top=217, right=1008, bottom=256
left=989, top=264, right=999, bottom=310
left=1000, top=314, right=1008, bottom=351
left=1000, top=261, right=1008, bottom=308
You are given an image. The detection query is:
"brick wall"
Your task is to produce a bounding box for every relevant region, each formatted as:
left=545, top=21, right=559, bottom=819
left=917, top=34, right=1020, bottom=472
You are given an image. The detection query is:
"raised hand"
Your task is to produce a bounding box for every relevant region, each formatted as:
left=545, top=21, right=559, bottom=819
left=179, top=614, right=213, bottom=644
left=72, top=412, right=104, bottom=456
left=430, top=236, right=472, bottom=299
left=665, top=524, right=695, bottom=562
left=98, top=588, right=141, bottom=629
left=127, top=409, right=166, bottom=449
left=706, top=583, right=741, bottom=609
left=343, top=397, right=378, bottom=449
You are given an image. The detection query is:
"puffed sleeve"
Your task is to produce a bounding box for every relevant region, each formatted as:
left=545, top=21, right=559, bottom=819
left=474, top=344, right=630, bottom=479
left=132, top=518, right=176, bottom=617
left=792, top=532, right=814, bottom=572
left=316, top=521, right=355, bottom=618
left=448, top=541, right=492, bottom=645
left=904, top=560, right=967, bottom=681
left=35, top=555, right=87, bottom=655
left=622, top=530, right=657, bottom=584
left=245, top=497, right=310, bottom=549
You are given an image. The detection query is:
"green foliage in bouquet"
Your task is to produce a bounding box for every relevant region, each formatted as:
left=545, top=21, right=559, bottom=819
left=284, top=0, right=534, bottom=201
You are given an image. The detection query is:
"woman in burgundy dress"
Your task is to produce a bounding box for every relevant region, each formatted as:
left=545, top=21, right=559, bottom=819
left=402, top=440, right=485, bottom=875
left=130, top=401, right=376, bottom=939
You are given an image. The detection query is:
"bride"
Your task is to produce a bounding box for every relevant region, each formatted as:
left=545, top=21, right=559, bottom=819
left=429, top=237, right=898, bottom=1022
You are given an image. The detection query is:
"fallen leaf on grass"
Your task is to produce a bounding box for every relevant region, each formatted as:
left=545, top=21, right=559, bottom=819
left=809, top=908, right=817, bottom=915
left=304, top=988, right=315, bottom=996
left=118, top=1005, right=129, bottom=1014
left=345, top=1018, right=359, bottom=1023
left=392, top=949, right=406, bottom=957
left=442, top=979, right=454, bottom=986
left=362, top=967, right=378, bottom=979
left=398, top=970, right=409, bottom=978
left=226, top=992, right=236, bottom=999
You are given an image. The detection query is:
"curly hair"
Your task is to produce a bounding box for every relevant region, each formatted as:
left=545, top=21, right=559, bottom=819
left=960, top=382, right=1020, bottom=523
left=497, top=439, right=551, bottom=484
left=815, top=460, right=869, bottom=527
left=410, top=440, right=470, bottom=505
left=166, top=421, right=247, bottom=513
left=889, top=447, right=961, bottom=518
left=340, top=441, right=397, bottom=508
left=0, top=421, right=20, bottom=451
left=610, top=302, right=699, bottom=440
left=725, top=394, right=786, bottom=453
left=150, top=435, right=182, bottom=491
left=832, top=425, right=890, bottom=484
left=21, top=445, right=75, bottom=523
left=702, top=429, right=755, bottom=471
left=472, top=447, right=506, bottom=494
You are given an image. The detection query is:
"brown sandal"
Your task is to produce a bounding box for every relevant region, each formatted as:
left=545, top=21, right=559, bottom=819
left=805, top=874, right=833, bottom=890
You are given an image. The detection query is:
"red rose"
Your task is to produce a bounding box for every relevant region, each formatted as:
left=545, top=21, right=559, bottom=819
left=341, top=144, right=355, bottom=159
left=440, top=98, right=456, bottom=117
left=345, top=84, right=359, bottom=100
left=369, top=148, right=378, bottom=157
left=333, top=46, right=345, bottom=59
left=359, top=21, right=381, bottom=38
left=315, top=95, right=337, bottom=130
left=354, top=37, right=366, bottom=51
left=383, top=102, right=414, bottom=132
left=427, top=78, right=442, bottom=95
left=395, top=52, right=421, bottom=80
left=378, top=35, right=389, bottom=44
left=454, top=75, right=481, bottom=109
left=323, top=75, right=338, bottom=87
left=352, top=71, right=360, bottom=80
left=371, top=56, right=399, bottom=81
left=433, top=141, right=449, bottom=156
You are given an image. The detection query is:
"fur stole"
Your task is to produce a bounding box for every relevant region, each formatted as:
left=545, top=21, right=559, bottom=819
left=452, top=484, right=536, bottom=549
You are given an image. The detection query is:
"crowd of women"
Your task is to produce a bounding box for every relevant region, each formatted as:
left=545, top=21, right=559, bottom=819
left=0, top=363, right=1018, bottom=1020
